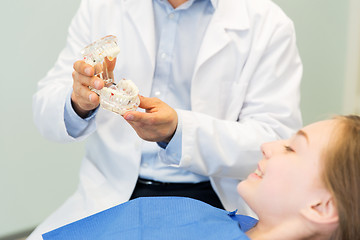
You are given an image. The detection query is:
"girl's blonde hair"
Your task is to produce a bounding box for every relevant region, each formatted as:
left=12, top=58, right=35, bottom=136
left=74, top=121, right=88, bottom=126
left=322, top=115, right=360, bottom=240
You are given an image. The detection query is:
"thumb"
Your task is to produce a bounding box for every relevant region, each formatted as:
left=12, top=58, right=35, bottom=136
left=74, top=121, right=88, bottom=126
left=138, top=95, right=156, bottom=109
left=123, top=110, right=147, bottom=122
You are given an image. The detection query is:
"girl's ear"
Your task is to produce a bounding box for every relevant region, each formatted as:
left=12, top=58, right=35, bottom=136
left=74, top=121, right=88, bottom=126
left=300, top=194, right=338, bottom=225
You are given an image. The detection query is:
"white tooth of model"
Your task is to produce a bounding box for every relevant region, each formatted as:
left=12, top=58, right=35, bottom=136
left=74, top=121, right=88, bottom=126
left=81, top=35, right=140, bottom=115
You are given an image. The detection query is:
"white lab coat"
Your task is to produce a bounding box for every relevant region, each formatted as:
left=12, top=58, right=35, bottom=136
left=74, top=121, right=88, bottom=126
left=31, top=0, right=302, bottom=238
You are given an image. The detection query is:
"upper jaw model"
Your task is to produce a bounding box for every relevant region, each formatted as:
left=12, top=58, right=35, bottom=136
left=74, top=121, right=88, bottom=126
left=81, top=35, right=140, bottom=115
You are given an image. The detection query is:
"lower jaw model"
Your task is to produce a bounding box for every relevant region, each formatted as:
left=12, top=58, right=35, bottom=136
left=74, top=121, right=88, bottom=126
left=94, top=79, right=140, bottom=115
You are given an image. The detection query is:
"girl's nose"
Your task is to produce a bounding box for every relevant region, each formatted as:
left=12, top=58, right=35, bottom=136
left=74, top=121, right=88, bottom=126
left=261, top=140, right=286, bottom=159
left=260, top=142, right=272, bottom=159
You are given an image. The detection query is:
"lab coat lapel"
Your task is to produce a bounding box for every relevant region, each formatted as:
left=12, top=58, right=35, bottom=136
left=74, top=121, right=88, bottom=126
left=123, top=0, right=156, bottom=71
left=193, top=0, right=250, bottom=76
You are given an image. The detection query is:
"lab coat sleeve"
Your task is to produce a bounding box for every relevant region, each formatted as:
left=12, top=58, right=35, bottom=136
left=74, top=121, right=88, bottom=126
left=32, top=0, right=94, bottom=142
left=161, top=20, right=302, bottom=179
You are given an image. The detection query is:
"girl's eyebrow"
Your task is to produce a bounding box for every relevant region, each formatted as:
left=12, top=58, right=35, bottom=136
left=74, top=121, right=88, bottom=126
left=296, top=130, right=309, bottom=144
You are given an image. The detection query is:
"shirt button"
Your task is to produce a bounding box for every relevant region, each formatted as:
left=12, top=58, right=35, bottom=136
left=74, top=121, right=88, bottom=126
left=142, top=163, right=149, bottom=168
left=154, top=91, right=161, bottom=97
left=169, top=13, right=175, bottom=19
left=161, top=53, right=167, bottom=59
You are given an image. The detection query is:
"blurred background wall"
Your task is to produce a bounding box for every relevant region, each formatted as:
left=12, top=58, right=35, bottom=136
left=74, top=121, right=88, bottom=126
left=0, top=0, right=359, bottom=237
left=0, top=0, right=84, bottom=238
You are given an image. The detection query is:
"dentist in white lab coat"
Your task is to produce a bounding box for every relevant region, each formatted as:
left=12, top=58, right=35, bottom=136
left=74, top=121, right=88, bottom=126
left=30, top=0, right=302, bottom=238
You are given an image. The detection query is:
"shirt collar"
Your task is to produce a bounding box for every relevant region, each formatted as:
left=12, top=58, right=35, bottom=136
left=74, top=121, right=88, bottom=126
left=210, top=0, right=218, bottom=9
left=156, top=0, right=218, bottom=10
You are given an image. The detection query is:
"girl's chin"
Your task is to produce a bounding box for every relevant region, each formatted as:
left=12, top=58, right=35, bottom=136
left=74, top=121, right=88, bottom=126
left=236, top=180, right=247, bottom=196
left=236, top=178, right=258, bottom=201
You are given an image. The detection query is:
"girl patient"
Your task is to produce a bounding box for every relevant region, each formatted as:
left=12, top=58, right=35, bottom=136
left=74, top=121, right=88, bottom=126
left=237, top=115, right=360, bottom=239
left=43, top=115, right=360, bottom=240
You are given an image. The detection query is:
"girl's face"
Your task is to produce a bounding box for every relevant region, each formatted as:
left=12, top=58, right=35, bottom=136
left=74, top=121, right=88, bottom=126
left=237, top=120, right=337, bottom=222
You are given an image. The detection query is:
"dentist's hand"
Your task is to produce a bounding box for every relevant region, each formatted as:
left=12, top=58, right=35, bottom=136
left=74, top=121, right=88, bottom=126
left=71, top=60, right=104, bottom=118
left=123, top=96, right=178, bottom=143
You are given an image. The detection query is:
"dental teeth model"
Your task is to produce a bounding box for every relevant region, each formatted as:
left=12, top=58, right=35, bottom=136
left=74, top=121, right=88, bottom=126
left=81, top=35, right=140, bottom=115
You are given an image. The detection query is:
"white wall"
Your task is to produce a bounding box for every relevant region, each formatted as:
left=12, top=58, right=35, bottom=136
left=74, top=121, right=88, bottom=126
left=343, top=0, right=360, bottom=114
left=0, top=0, right=356, bottom=237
